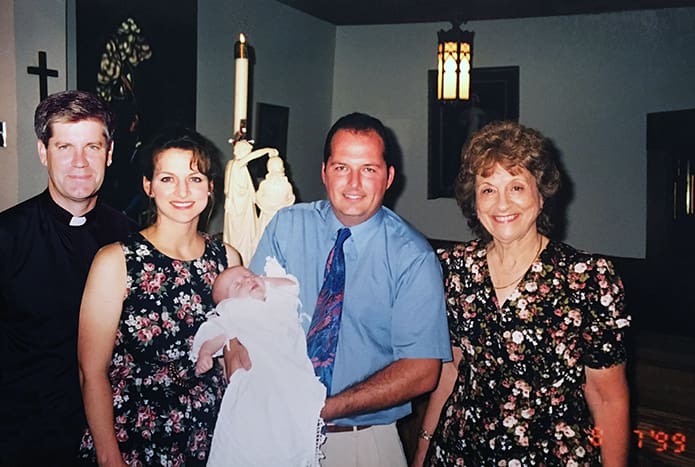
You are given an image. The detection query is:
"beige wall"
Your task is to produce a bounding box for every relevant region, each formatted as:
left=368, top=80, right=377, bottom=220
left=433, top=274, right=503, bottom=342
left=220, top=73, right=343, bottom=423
left=332, top=9, right=695, bottom=258
left=14, top=0, right=67, bottom=204
left=0, top=0, right=18, bottom=210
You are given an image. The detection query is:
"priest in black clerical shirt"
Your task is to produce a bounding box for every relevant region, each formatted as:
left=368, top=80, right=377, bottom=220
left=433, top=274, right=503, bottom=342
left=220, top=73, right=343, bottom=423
left=0, top=90, right=138, bottom=466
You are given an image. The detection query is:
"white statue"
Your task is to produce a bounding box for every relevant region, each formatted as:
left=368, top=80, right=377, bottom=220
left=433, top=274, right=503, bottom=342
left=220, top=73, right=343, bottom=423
left=223, top=140, right=294, bottom=265
left=256, top=156, right=296, bottom=235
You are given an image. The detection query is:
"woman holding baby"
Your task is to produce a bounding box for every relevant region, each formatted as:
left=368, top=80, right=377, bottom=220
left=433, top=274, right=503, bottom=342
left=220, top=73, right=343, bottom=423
left=77, top=127, right=241, bottom=466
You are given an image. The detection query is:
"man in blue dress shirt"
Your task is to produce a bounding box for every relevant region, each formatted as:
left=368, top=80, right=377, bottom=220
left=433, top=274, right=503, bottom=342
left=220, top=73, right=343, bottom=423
left=243, top=112, right=452, bottom=466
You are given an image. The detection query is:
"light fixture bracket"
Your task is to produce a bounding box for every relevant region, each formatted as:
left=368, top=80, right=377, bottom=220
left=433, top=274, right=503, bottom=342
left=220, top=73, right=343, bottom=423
left=437, top=21, right=474, bottom=102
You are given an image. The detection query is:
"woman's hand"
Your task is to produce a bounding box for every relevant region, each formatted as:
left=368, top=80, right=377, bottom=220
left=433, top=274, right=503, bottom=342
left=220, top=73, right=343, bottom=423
left=222, top=337, right=251, bottom=381
left=584, top=363, right=630, bottom=467
left=195, top=356, right=214, bottom=376
left=98, top=452, right=128, bottom=467
left=410, top=435, right=432, bottom=467
left=78, top=244, right=127, bottom=467
left=410, top=346, right=462, bottom=466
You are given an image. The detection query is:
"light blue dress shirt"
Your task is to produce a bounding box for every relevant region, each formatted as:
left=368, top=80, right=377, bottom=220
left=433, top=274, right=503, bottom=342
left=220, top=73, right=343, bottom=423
left=250, top=200, right=452, bottom=426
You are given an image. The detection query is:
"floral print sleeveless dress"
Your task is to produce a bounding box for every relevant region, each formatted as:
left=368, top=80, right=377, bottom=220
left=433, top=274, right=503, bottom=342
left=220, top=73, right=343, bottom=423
left=427, top=240, right=631, bottom=466
left=80, top=232, right=228, bottom=466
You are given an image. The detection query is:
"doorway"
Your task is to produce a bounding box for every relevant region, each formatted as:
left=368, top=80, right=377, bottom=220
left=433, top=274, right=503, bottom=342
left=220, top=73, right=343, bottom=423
left=646, top=108, right=695, bottom=336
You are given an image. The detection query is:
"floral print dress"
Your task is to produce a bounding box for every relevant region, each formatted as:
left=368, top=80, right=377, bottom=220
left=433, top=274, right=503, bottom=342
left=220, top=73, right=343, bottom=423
left=80, top=233, right=228, bottom=466
left=426, top=240, right=630, bottom=467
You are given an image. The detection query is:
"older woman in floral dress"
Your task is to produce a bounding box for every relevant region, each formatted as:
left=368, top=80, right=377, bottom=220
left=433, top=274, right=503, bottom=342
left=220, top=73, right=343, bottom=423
left=412, top=121, right=631, bottom=467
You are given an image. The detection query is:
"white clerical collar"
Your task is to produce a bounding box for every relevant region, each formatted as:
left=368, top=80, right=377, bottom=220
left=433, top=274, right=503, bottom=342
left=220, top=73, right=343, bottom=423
left=69, top=216, right=87, bottom=226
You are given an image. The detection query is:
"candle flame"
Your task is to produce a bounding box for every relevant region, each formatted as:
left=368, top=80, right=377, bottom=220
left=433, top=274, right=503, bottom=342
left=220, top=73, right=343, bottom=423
left=240, top=33, right=246, bottom=43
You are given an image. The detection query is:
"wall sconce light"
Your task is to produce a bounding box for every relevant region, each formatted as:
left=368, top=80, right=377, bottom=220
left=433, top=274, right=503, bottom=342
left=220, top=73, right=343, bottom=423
left=437, top=21, right=474, bottom=101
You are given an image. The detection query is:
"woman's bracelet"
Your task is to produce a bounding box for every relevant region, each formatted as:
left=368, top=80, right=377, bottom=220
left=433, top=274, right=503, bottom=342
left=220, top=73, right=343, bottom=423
left=418, top=429, right=434, bottom=441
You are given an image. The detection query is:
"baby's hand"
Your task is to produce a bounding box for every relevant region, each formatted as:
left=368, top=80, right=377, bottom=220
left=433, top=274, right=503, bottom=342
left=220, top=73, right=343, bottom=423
left=195, top=356, right=214, bottom=375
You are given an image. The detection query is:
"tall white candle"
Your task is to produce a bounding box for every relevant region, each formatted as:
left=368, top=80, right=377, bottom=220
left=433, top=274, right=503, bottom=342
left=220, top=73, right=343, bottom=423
left=233, top=33, right=249, bottom=138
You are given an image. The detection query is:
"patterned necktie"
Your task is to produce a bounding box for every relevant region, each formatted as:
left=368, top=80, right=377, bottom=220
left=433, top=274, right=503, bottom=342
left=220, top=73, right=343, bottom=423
left=306, top=227, right=352, bottom=394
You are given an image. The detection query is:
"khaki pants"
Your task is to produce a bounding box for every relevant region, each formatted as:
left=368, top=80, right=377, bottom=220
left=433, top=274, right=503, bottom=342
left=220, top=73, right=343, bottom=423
left=320, top=423, right=407, bottom=467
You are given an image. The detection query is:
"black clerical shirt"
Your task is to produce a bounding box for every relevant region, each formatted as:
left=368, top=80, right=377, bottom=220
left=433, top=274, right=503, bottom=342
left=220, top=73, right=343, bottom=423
left=0, top=190, right=138, bottom=465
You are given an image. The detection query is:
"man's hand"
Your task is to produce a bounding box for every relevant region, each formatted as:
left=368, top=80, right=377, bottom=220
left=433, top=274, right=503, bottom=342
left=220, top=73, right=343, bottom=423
left=320, top=358, right=441, bottom=422
left=222, top=338, right=251, bottom=381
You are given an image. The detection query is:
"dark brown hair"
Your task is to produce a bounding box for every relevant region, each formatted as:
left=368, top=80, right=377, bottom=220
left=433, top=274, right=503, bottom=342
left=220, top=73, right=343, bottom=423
left=140, top=127, right=223, bottom=229
left=34, top=90, right=114, bottom=146
left=455, top=121, right=560, bottom=242
left=323, top=112, right=393, bottom=168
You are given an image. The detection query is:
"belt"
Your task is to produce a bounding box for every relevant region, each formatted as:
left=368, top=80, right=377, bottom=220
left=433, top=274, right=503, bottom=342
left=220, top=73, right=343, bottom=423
left=325, top=424, right=372, bottom=433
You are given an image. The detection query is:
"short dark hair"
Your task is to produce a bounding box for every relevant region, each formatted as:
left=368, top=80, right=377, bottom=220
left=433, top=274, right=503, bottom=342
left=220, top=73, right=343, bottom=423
left=323, top=112, right=393, bottom=168
left=140, top=127, right=223, bottom=228
left=34, top=90, right=114, bottom=146
left=455, top=121, right=561, bottom=243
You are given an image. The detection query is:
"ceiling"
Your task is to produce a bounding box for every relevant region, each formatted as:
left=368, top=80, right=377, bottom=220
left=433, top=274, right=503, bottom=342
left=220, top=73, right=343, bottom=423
left=274, top=0, right=695, bottom=25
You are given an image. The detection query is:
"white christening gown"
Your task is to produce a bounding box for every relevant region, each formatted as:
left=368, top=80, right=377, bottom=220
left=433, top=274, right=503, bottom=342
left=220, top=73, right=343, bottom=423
left=191, top=258, right=326, bottom=466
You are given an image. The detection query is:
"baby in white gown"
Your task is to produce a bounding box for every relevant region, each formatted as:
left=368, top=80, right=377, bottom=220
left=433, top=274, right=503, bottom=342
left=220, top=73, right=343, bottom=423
left=191, top=257, right=326, bottom=467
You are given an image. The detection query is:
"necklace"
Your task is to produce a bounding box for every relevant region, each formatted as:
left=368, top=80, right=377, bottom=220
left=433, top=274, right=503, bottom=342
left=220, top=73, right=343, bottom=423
left=491, top=236, right=544, bottom=290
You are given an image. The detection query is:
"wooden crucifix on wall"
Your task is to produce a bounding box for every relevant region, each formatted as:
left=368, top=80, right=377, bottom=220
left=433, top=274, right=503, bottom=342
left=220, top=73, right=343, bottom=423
left=27, top=51, right=59, bottom=101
